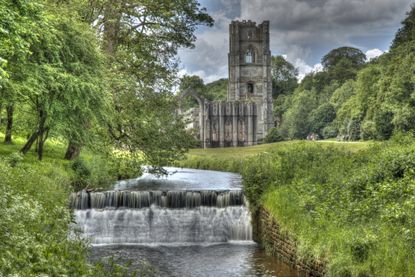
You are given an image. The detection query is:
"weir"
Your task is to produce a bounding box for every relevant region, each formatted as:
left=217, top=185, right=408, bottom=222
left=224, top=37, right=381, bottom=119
left=73, top=167, right=305, bottom=276
left=71, top=168, right=252, bottom=245
left=69, top=190, right=246, bottom=209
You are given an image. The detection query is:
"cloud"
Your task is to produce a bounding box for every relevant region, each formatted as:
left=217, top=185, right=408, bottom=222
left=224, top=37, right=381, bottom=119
left=177, top=11, right=230, bottom=83
left=365, top=48, right=384, bottom=60
left=291, top=58, right=323, bottom=81
left=178, top=0, right=412, bottom=83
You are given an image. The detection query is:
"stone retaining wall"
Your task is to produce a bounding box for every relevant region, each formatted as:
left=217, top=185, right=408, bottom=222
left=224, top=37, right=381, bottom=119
left=255, top=208, right=326, bottom=276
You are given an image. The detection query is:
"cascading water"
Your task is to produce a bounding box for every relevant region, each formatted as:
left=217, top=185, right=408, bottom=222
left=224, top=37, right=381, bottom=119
left=71, top=190, right=252, bottom=244
left=73, top=167, right=304, bottom=276
left=71, top=167, right=252, bottom=245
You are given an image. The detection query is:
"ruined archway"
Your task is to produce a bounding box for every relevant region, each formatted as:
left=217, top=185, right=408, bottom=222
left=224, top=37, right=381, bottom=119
left=178, top=87, right=206, bottom=148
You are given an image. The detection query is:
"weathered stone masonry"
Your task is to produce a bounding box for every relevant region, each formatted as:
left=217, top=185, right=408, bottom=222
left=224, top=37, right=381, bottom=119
left=254, top=208, right=326, bottom=277
left=183, top=20, right=274, bottom=148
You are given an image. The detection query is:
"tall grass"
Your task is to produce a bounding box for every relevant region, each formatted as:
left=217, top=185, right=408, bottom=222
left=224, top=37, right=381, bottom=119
left=179, top=135, right=415, bottom=277
left=0, top=133, right=145, bottom=276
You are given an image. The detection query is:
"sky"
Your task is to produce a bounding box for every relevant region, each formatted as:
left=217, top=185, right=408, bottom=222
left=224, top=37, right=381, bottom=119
left=178, top=0, right=414, bottom=82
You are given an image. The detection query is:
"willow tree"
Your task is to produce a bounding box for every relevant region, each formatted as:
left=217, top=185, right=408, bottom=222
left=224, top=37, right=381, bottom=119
left=0, top=0, right=41, bottom=144
left=15, top=5, right=107, bottom=160
left=68, top=0, right=213, bottom=165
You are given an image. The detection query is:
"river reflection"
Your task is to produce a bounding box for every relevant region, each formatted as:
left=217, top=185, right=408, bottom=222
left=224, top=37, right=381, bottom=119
left=114, top=167, right=242, bottom=191
left=91, top=243, right=306, bottom=277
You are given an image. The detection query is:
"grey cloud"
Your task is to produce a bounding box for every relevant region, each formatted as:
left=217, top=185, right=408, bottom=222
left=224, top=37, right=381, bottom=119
left=179, top=0, right=413, bottom=82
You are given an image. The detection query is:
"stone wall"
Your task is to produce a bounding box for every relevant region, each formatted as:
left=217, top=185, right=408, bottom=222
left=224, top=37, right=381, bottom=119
left=255, top=208, right=326, bottom=276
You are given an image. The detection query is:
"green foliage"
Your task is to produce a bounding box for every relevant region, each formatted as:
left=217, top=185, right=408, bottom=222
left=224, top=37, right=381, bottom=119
left=70, top=158, right=91, bottom=190
left=271, top=55, right=298, bottom=98
left=322, top=46, right=366, bottom=83
left=205, top=78, right=228, bottom=101
left=257, top=136, right=415, bottom=277
left=264, top=127, right=284, bottom=143
left=322, top=124, right=338, bottom=139
left=107, top=151, right=144, bottom=180
left=391, top=4, right=415, bottom=49
left=0, top=158, right=90, bottom=276
left=0, top=132, right=151, bottom=276
left=278, top=89, right=318, bottom=139
left=7, top=152, right=24, bottom=167
left=181, top=136, right=415, bottom=277
left=309, top=103, right=336, bottom=135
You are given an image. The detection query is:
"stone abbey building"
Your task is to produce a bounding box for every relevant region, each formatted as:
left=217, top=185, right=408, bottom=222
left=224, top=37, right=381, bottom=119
left=182, top=20, right=273, bottom=147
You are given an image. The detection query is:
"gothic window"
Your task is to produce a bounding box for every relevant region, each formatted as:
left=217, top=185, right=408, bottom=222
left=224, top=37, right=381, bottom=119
left=247, top=30, right=253, bottom=40
left=247, top=83, right=254, bottom=94
left=245, top=50, right=254, bottom=63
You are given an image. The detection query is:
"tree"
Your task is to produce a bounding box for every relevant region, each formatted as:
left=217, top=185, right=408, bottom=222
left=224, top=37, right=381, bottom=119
left=309, top=103, right=336, bottom=135
left=322, top=47, right=366, bottom=83
left=391, top=4, right=415, bottom=49
left=279, top=90, right=318, bottom=139
left=76, top=0, right=214, bottom=165
left=271, top=55, right=298, bottom=98
left=15, top=8, right=106, bottom=160
left=0, top=0, right=42, bottom=144
left=205, top=78, right=227, bottom=101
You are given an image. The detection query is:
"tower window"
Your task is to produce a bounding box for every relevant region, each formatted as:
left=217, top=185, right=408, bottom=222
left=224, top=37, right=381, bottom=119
left=247, top=83, right=254, bottom=94
left=245, top=50, right=254, bottom=63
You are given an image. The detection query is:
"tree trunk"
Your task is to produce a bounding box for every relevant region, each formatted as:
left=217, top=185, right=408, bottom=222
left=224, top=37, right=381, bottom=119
left=64, top=141, right=82, bottom=160
left=4, top=104, right=14, bottom=144
left=37, top=129, right=47, bottom=161
left=21, top=109, right=48, bottom=157
left=0, top=103, right=3, bottom=127
left=36, top=110, right=48, bottom=161
left=103, top=1, right=122, bottom=56
left=21, top=132, right=38, bottom=154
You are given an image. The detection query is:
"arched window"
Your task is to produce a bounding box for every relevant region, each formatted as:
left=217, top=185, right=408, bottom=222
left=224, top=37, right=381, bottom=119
left=245, top=50, right=253, bottom=63
left=247, top=83, right=254, bottom=94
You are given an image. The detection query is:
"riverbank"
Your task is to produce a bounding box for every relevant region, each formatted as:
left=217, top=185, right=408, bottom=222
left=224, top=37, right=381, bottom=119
left=177, top=135, right=415, bottom=277
left=0, top=133, right=141, bottom=276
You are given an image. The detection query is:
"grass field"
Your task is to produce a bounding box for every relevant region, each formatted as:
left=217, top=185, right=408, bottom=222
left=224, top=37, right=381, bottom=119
left=178, top=140, right=372, bottom=173
left=0, top=132, right=70, bottom=164
left=179, top=135, right=415, bottom=277
left=186, top=140, right=371, bottom=159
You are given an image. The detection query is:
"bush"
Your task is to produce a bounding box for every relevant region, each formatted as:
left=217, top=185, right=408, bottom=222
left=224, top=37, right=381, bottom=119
left=264, top=127, right=284, bottom=143
left=7, top=152, right=24, bottom=167
left=0, top=160, right=90, bottom=276
left=322, top=124, right=338, bottom=139
left=70, top=158, right=91, bottom=190
left=360, top=120, right=376, bottom=140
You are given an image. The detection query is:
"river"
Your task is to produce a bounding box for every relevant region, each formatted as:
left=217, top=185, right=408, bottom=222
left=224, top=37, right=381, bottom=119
left=71, top=167, right=306, bottom=277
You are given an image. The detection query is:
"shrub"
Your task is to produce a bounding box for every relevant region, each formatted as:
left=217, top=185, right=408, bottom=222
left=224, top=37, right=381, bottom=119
left=322, top=124, right=338, bottom=139
left=70, top=158, right=91, bottom=190
left=7, top=152, right=24, bottom=167
left=264, top=127, right=284, bottom=143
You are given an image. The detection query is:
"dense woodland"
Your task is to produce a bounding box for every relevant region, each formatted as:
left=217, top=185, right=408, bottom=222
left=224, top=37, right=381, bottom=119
left=0, top=0, right=213, bottom=165
left=271, top=5, right=415, bottom=141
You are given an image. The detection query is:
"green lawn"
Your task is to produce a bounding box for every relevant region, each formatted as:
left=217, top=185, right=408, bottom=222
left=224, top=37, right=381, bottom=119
left=0, top=132, right=69, bottom=164
left=184, top=139, right=371, bottom=161
left=179, top=136, right=415, bottom=277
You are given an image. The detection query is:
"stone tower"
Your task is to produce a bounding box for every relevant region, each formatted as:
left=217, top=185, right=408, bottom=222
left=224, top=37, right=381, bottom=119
left=228, top=20, right=273, bottom=141
left=183, top=20, right=273, bottom=148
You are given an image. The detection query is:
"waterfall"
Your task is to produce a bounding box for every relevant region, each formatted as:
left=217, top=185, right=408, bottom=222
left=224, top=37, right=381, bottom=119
left=72, top=189, right=252, bottom=245
left=69, top=190, right=246, bottom=210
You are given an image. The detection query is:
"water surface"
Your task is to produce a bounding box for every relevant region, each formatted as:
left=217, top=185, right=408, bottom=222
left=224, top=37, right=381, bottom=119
left=76, top=167, right=305, bottom=277
left=91, top=243, right=306, bottom=277
left=114, top=167, right=242, bottom=191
